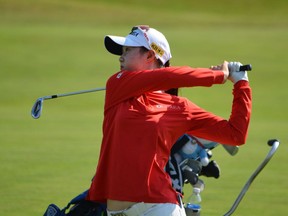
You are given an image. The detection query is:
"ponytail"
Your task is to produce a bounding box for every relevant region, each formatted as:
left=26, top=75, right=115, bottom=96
left=164, top=60, right=179, bottom=96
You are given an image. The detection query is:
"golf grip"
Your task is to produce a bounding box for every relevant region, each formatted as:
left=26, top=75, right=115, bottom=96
left=239, top=64, right=252, bottom=71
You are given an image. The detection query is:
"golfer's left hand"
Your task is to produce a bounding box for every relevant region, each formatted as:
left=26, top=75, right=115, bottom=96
left=228, top=62, right=249, bottom=83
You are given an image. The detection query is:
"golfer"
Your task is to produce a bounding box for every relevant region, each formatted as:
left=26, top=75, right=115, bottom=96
left=86, top=25, right=252, bottom=216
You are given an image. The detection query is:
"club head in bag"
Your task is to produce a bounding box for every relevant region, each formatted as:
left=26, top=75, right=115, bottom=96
left=222, top=144, right=239, bottom=156
left=31, top=98, right=43, bottom=119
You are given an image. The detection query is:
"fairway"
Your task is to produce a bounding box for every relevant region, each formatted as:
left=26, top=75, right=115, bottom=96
left=0, top=0, right=287, bottom=215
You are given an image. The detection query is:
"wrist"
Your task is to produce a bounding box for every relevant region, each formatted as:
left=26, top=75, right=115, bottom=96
left=214, top=70, right=226, bottom=84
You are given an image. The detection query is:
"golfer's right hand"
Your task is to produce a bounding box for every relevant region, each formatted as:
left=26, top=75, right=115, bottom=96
left=210, top=61, right=229, bottom=83
left=228, top=62, right=249, bottom=84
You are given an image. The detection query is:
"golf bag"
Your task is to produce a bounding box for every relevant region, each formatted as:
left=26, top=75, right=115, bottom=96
left=166, top=134, right=220, bottom=193
left=43, top=190, right=107, bottom=216
left=165, top=134, right=221, bottom=216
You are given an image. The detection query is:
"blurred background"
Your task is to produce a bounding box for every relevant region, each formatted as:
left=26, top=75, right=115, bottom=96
left=0, top=0, right=287, bottom=215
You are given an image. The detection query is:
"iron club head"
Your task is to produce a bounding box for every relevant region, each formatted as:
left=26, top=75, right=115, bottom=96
left=222, top=144, right=239, bottom=156
left=31, top=98, right=44, bottom=119
left=30, top=87, right=105, bottom=119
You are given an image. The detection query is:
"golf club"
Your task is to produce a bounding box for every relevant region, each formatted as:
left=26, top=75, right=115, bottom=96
left=223, top=139, right=280, bottom=216
left=30, top=64, right=252, bottom=119
left=31, top=87, right=106, bottom=119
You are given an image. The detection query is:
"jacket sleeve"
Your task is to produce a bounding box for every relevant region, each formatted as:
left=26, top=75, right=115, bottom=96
left=186, top=81, right=252, bottom=146
left=105, top=66, right=224, bottom=109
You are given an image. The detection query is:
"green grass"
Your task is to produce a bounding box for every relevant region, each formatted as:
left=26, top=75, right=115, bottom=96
left=0, top=0, right=287, bottom=215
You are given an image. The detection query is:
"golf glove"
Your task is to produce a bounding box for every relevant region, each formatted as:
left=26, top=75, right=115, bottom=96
left=228, top=61, right=249, bottom=83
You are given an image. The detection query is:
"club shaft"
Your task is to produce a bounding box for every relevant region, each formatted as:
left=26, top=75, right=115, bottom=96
left=223, top=141, right=279, bottom=216
left=42, top=87, right=106, bottom=100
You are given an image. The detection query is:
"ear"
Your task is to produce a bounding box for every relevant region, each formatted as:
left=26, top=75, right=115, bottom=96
left=146, top=50, right=156, bottom=63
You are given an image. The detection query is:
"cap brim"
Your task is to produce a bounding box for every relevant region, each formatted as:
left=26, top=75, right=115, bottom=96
left=104, top=35, right=145, bottom=56
left=104, top=36, right=124, bottom=55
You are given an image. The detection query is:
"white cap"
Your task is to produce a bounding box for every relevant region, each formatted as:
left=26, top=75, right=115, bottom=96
left=104, top=25, right=172, bottom=65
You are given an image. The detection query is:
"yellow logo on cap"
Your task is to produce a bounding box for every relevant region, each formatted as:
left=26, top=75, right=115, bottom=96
left=151, top=42, right=164, bottom=57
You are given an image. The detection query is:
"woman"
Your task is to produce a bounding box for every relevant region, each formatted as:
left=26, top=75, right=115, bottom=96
left=86, top=25, right=252, bottom=216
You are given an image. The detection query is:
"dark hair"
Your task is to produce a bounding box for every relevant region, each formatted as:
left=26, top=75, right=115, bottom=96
left=163, top=60, right=179, bottom=96
left=165, top=88, right=178, bottom=96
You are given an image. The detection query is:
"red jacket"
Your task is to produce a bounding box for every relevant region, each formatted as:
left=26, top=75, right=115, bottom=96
left=87, top=66, right=252, bottom=204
